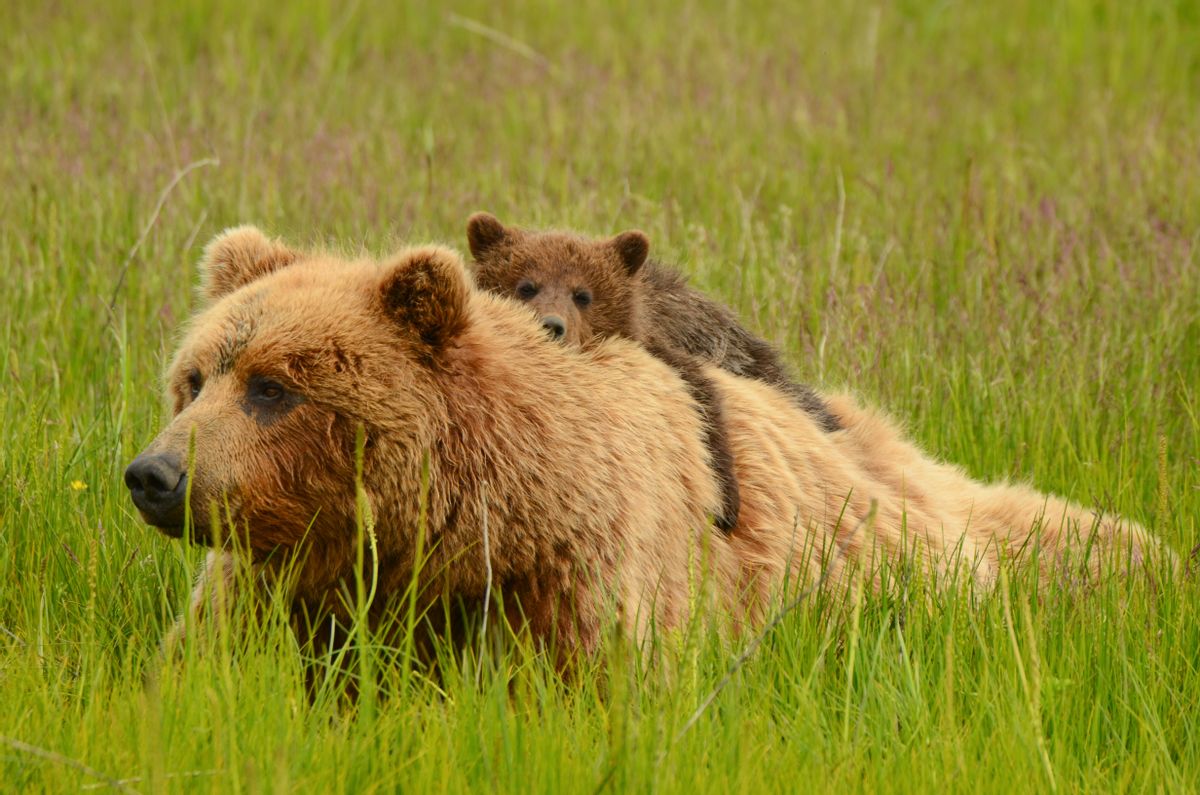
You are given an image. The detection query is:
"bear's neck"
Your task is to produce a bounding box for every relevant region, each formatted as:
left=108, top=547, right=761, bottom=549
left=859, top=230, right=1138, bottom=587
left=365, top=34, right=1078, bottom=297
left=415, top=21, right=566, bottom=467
left=365, top=310, right=623, bottom=651
left=370, top=303, right=608, bottom=607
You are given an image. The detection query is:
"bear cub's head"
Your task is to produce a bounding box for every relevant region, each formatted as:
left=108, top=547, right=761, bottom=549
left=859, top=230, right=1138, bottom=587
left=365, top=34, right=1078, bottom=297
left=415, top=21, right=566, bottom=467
left=467, top=212, right=651, bottom=347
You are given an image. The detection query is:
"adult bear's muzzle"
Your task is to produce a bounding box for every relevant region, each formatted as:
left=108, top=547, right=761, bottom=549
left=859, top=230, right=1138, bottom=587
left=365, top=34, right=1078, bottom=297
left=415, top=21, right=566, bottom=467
left=124, top=452, right=188, bottom=535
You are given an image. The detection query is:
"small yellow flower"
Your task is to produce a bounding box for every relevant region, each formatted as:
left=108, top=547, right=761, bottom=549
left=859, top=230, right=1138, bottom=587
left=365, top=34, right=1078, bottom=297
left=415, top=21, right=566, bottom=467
left=70, top=480, right=87, bottom=491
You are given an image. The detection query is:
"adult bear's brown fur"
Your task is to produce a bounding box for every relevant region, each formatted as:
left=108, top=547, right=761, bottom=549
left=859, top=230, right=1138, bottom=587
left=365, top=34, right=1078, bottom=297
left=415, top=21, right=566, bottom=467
left=126, top=228, right=1163, bottom=665
left=467, top=213, right=745, bottom=533
left=466, top=213, right=842, bottom=531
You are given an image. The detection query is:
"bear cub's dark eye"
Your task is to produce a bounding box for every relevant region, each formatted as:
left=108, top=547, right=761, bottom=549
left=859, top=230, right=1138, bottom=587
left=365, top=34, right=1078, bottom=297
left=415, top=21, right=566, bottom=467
left=515, top=280, right=538, bottom=300
left=573, top=289, right=592, bottom=308
left=187, top=370, right=203, bottom=400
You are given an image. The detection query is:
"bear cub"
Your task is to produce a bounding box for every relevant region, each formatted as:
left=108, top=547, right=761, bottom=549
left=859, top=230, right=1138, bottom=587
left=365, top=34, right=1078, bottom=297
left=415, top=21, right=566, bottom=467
left=467, top=212, right=841, bottom=534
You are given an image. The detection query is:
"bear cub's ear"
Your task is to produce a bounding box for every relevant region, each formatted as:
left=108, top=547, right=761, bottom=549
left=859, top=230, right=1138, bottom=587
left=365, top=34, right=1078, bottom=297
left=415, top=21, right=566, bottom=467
left=610, top=230, right=650, bottom=275
left=379, top=245, right=471, bottom=353
left=466, top=212, right=511, bottom=259
left=200, top=226, right=299, bottom=301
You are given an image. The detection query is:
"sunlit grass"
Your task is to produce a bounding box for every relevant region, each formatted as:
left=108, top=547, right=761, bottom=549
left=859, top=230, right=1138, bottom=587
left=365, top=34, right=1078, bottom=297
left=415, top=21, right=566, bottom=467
left=1, top=0, right=1197, bottom=791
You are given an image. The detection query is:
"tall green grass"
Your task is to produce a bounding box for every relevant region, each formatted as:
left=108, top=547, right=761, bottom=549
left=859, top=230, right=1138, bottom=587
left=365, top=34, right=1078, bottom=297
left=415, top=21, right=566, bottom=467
left=1, top=0, right=1197, bottom=791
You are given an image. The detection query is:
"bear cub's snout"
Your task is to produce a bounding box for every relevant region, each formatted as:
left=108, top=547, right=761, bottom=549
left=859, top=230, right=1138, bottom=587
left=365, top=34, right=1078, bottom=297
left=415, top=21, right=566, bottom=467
left=541, top=315, right=567, bottom=340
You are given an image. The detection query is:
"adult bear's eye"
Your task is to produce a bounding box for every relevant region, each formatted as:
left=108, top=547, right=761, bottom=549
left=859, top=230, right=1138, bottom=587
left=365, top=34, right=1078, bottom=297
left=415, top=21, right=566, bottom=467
left=187, top=370, right=203, bottom=400
left=573, top=290, right=592, bottom=308
left=247, top=375, right=287, bottom=405
left=258, top=381, right=285, bottom=402
left=242, top=375, right=301, bottom=422
left=515, top=280, right=538, bottom=300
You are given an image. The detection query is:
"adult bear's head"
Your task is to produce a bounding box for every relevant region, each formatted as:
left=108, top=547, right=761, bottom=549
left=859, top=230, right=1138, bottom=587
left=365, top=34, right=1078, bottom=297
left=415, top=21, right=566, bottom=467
left=124, top=227, right=471, bottom=557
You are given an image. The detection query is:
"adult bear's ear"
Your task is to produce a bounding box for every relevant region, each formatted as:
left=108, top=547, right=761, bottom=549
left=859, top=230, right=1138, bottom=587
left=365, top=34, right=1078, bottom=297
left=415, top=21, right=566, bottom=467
left=200, top=226, right=299, bottom=301
left=379, top=245, right=471, bottom=352
left=466, top=212, right=512, bottom=259
left=610, top=230, right=650, bottom=275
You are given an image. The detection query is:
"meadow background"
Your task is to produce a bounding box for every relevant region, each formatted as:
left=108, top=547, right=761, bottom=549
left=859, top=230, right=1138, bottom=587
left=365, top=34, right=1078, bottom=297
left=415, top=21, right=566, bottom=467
left=2, top=0, right=1198, bottom=791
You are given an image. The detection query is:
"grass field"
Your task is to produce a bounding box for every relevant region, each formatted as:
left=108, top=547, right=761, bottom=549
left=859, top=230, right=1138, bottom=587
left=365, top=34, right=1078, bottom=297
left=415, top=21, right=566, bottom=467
left=2, top=0, right=1199, bottom=791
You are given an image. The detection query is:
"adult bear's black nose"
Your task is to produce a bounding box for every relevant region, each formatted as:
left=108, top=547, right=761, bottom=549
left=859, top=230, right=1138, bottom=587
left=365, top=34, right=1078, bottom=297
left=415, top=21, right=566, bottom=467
left=542, top=315, right=566, bottom=341
left=124, top=453, right=188, bottom=530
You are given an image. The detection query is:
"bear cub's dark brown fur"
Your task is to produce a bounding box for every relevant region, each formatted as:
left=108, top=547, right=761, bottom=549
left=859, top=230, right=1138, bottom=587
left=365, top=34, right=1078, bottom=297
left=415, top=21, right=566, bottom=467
left=468, top=212, right=841, bottom=534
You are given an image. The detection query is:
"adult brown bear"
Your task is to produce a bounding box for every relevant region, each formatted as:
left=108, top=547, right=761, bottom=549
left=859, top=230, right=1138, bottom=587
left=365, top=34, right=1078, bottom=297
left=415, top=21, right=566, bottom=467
left=125, top=228, right=1158, bottom=659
